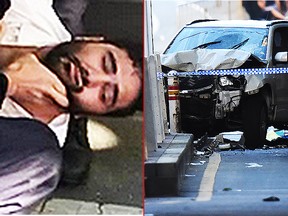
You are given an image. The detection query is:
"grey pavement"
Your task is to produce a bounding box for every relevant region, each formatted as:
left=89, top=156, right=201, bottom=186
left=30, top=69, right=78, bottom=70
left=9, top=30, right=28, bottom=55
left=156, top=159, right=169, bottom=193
left=32, top=198, right=142, bottom=215
left=33, top=111, right=143, bottom=215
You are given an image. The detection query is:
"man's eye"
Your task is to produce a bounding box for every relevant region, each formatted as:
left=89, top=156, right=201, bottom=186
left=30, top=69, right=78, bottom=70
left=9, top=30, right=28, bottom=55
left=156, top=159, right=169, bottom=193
left=60, top=57, right=71, bottom=72
left=100, top=83, right=115, bottom=108
left=105, top=52, right=117, bottom=74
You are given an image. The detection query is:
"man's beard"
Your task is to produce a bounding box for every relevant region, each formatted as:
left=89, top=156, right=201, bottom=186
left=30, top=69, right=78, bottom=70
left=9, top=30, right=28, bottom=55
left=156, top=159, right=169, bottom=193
left=40, top=41, right=88, bottom=108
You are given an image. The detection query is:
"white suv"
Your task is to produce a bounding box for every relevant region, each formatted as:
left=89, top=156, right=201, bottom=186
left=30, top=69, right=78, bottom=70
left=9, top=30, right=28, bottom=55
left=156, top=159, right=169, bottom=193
left=162, top=19, right=288, bottom=149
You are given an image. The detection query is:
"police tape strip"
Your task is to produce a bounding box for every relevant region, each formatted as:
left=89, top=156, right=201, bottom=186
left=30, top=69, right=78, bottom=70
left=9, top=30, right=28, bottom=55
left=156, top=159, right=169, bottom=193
left=157, top=67, right=288, bottom=79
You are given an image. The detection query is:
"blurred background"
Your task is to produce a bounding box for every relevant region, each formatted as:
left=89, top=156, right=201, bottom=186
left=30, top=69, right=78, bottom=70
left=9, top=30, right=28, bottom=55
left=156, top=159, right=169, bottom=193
left=147, top=0, right=288, bottom=54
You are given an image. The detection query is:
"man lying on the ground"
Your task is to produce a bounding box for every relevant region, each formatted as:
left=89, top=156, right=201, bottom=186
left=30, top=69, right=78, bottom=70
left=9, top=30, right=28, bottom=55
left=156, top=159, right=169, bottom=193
left=0, top=0, right=123, bottom=187
left=0, top=39, right=141, bottom=214
left=0, top=39, right=141, bottom=144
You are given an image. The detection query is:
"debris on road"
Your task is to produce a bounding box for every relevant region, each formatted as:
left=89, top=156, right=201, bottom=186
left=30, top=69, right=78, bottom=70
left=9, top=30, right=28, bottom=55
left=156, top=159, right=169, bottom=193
left=190, top=161, right=206, bottom=166
left=266, top=126, right=281, bottom=142
left=194, top=133, right=217, bottom=157
left=218, top=143, right=231, bottom=150
left=217, top=131, right=245, bottom=150
left=194, top=131, right=245, bottom=157
left=223, top=188, right=232, bottom=191
left=194, top=133, right=209, bottom=151
left=196, top=151, right=205, bottom=155
left=263, top=196, right=280, bottom=202
left=185, top=174, right=196, bottom=177
left=194, top=126, right=288, bottom=155
left=265, top=126, right=288, bottom=149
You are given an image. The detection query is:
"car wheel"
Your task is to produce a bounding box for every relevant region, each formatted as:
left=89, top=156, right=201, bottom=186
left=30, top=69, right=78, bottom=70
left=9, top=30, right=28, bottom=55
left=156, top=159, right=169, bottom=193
left=242, top=94, right=268, bottom=150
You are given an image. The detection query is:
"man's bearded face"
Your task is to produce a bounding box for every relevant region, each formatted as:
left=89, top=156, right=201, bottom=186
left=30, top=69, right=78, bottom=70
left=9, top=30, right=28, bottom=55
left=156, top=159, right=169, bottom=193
left=43, top=41, right=141, bottom=115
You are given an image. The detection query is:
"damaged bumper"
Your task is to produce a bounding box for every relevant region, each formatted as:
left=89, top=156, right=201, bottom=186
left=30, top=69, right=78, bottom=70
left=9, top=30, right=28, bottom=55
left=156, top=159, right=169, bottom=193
left=161, top=49, right=267, bottom=132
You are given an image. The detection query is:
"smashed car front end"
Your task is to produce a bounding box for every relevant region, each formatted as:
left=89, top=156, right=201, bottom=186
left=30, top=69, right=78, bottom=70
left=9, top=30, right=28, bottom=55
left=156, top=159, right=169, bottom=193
left=161, top=49, right=267, bottom=135
left=161, top=22, right=270, bottom=135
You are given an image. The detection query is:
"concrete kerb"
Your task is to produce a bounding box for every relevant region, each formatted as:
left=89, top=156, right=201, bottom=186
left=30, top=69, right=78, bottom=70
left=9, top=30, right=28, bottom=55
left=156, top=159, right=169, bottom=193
left=145, top=133, right=194, bottom=197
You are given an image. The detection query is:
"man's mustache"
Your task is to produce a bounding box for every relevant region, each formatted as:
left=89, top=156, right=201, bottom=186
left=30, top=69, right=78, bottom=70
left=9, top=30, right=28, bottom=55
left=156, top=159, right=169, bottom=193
left=59, top=54, right=89, bottom=90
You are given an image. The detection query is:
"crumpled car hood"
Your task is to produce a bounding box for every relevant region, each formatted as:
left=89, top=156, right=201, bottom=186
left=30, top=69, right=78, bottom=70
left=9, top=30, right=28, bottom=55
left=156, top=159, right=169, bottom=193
left=161, top=49, right=252, bottom=72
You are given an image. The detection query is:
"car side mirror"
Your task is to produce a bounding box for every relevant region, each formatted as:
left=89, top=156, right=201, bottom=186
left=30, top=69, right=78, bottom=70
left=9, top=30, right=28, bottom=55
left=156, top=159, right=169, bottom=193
left=275, top=52, right=288, bottom=62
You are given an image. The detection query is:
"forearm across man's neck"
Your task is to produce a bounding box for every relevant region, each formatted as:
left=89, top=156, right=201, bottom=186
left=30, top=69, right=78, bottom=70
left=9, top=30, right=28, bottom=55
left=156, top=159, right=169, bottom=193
left=0, top=45, right=37, bottom=69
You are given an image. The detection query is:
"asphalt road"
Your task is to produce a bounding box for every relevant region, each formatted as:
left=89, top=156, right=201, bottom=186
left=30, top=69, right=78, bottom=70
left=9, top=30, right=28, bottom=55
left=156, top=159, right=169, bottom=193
left=145, top=147, right=288, bottom=216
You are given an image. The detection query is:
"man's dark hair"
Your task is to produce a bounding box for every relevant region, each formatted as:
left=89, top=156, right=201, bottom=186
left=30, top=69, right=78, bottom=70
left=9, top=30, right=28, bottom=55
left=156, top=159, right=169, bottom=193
left=0, top=0, right=10, bottom=19
left=100, top=39, right=143, bottom=115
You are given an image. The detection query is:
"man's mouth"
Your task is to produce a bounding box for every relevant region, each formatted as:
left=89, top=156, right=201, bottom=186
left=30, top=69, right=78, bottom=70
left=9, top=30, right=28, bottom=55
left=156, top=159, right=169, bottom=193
left=59, top=55, right=89, bottom=91
left=69, top=61, right=83, bottom=87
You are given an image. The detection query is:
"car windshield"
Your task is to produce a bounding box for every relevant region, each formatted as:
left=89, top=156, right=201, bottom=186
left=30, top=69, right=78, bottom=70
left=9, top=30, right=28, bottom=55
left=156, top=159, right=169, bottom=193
left=165, top=27, right=268, bottom=60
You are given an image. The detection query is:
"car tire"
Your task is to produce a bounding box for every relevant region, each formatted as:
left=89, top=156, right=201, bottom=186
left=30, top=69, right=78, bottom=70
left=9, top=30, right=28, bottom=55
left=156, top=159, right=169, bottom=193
left=242, top=94, right=268, bottom=150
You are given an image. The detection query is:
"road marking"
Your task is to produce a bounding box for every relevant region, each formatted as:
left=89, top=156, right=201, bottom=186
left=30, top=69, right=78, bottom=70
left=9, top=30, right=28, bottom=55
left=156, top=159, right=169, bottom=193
left=245, top=163, right=263, bottom=168
left=196, top=152, right=221, bottom=202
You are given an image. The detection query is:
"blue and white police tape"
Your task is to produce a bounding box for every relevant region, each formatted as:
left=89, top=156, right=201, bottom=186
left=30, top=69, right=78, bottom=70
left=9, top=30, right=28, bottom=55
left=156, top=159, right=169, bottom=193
left=157, top=67, right=288, bottom=80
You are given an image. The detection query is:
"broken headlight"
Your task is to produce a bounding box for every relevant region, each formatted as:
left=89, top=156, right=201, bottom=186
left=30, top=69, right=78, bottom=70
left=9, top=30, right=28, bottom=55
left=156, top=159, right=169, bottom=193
left=219, top=76, right=233, bottom=87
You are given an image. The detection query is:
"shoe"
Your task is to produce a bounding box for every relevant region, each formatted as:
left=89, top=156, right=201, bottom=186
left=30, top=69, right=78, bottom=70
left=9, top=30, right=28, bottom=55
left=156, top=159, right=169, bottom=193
left=60, top=116, right=92, bottom=185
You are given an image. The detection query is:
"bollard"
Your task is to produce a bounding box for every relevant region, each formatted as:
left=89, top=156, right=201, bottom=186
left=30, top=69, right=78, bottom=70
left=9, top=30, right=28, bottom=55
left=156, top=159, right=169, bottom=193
left=168, top=77, right=181, bottom=133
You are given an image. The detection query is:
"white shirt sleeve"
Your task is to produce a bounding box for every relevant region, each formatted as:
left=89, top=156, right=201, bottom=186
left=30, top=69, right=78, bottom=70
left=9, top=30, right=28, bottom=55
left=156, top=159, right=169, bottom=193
left=0, top=0, right=72, bottom=147
left=0, top=0, right=71, bottom=46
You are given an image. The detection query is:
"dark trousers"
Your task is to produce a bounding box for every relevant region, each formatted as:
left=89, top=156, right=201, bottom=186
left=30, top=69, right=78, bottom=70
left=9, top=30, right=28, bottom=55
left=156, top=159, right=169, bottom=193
left=0, top=117, right=62, bottom=214
left=53, top=0, right=88, bottom=36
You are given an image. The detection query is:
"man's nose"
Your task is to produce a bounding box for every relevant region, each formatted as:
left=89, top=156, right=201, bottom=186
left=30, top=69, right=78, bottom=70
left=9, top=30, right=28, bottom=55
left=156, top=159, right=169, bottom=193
left=89, top=72, right=117, bottom=86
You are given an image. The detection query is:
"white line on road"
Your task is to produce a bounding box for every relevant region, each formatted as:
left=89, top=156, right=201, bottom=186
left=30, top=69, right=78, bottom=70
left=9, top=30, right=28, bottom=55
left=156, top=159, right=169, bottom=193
left=245, top=163, right=263, bottom=168
left=196, top=152, right=221, bottom=202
